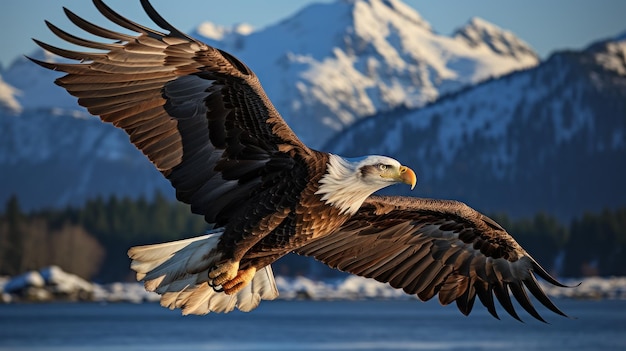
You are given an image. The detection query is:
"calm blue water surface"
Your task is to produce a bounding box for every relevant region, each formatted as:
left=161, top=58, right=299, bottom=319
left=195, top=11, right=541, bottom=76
left=1, top=299, right=625, bottom=351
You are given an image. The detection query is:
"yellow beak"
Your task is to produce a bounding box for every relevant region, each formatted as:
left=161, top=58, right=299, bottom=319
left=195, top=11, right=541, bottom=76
left=398, top=165, right=417, bottom=190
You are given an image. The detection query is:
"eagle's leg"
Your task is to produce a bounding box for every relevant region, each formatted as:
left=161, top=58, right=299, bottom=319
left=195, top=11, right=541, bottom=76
left=209, top=259, right=239, bottom=287
left=221, top=267, right=257, bottom=295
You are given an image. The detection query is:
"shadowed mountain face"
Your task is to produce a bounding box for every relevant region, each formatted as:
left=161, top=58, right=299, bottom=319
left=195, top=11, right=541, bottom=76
left=0, top=109, right=171, bottom=210
left=326, top=37, right=626, bottom=220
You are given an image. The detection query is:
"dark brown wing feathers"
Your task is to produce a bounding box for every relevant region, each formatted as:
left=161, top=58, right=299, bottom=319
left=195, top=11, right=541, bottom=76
left=297, top=196, right=570, bottom=322
left=29, top=0, right=311, bottom=227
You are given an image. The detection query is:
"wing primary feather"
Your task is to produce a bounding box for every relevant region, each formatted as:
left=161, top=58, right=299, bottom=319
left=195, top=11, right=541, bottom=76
left=475, top=283, right=500, bottom=320
left=44, top=20, right=119, bottom=51
left=453, top=282, right=476, bottom=315
left=509, top=281, right=546, bottom=323
left=140, top=0, right=196, bottom=42
left=32, top=39, right=103, bottom=62
left=92, top=0, right=165, bottom=38
left=63, top=7, right=135, bottom=41
left=530, top=258, right=573, bottom=288
left=524, top=275, right=570, bottom=318
left=492, top=283, right=522, bottom=322
left=26, top=56, right=88, bottom=74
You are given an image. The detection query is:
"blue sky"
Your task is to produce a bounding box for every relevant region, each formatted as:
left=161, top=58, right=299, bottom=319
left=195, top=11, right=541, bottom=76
left=1, top=0, right=625, bottom=69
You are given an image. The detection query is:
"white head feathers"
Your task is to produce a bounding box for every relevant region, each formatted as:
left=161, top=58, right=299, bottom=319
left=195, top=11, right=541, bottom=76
left=316, top=154, right=405, bottom=215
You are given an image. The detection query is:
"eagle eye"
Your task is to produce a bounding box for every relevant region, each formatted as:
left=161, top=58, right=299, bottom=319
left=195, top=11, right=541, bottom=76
left=377, top=163, right=388, bottom=171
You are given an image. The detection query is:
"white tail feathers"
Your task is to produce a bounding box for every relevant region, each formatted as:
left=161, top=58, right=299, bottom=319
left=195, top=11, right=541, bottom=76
left=127, top=230, right=279, bottom=315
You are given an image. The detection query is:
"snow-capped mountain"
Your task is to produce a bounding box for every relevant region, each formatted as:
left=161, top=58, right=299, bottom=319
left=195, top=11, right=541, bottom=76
left=0, top=74, right=21, bottom=114
left=188, top=0, right=538, bottom=147
left=2, top=0, right=538, bottom=148
left=326, top=35, right=626, bottom=220
left=453, top=17, right=538, bottom=61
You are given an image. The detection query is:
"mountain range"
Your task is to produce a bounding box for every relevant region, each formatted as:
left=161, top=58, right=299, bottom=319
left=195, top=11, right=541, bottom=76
left=0, top=0, right=623, bottom=219
left=1, top=0, right=537, bottom=147
left=327, top=34, right=626, bottom=220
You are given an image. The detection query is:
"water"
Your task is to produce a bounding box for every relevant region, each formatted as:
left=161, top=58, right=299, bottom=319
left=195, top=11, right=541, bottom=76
left=1, top=299, right=625, bottom=351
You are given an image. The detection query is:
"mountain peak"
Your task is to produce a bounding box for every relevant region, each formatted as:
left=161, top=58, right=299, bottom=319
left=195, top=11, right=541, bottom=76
left=348, top=0, right=432, bottom=32
left=466, top=17, right=502, bottom=32
left=454, top=17, right=537, bottom=60
left=194, top=22, right=254, bottom=41
left=0, top=74, right=21, bottom=114
left=586, top=32, right=626, bottom=76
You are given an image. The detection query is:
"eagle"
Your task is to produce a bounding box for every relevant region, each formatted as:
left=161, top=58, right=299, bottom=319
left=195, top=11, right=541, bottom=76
left=30, top=0, right=570, bottom=321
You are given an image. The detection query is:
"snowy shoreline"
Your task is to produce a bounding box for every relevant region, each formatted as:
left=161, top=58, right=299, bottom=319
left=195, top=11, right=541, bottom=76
left=2, top=266, right=625, bottom=304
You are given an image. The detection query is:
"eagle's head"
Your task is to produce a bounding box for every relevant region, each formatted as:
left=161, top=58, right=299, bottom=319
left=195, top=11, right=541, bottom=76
left=316, top=154, right=417, bottom=215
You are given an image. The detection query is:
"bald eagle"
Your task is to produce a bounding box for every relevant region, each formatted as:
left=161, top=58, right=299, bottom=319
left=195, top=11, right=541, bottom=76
left=30, top=0, right=570, bottom=321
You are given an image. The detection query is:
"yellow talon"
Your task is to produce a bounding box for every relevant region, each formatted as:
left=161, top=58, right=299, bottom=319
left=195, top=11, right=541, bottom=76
left=223, top=267, right=257, bottom=295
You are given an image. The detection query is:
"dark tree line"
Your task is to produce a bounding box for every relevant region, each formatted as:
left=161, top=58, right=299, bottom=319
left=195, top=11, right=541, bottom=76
left=1, top=194, right=625, bottom=282
left=0, top=193, right=207, bottom=282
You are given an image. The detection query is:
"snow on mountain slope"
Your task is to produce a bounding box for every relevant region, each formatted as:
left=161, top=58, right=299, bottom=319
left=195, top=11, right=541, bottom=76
left=0, top=74, right=21, bottom=114
left=196, top=0, right=538, bottom=147
left=454, top=17, right=538, bottom=61
left=590, top=39, right=626, bottom=76
left=326, top=36, right=626, bottom=220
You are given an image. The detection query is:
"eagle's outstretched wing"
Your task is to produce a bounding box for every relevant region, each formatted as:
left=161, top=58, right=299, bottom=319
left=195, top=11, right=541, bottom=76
left=296, top=195, right=571, bottom=322
left=29, top=0, right=312, bottom=225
